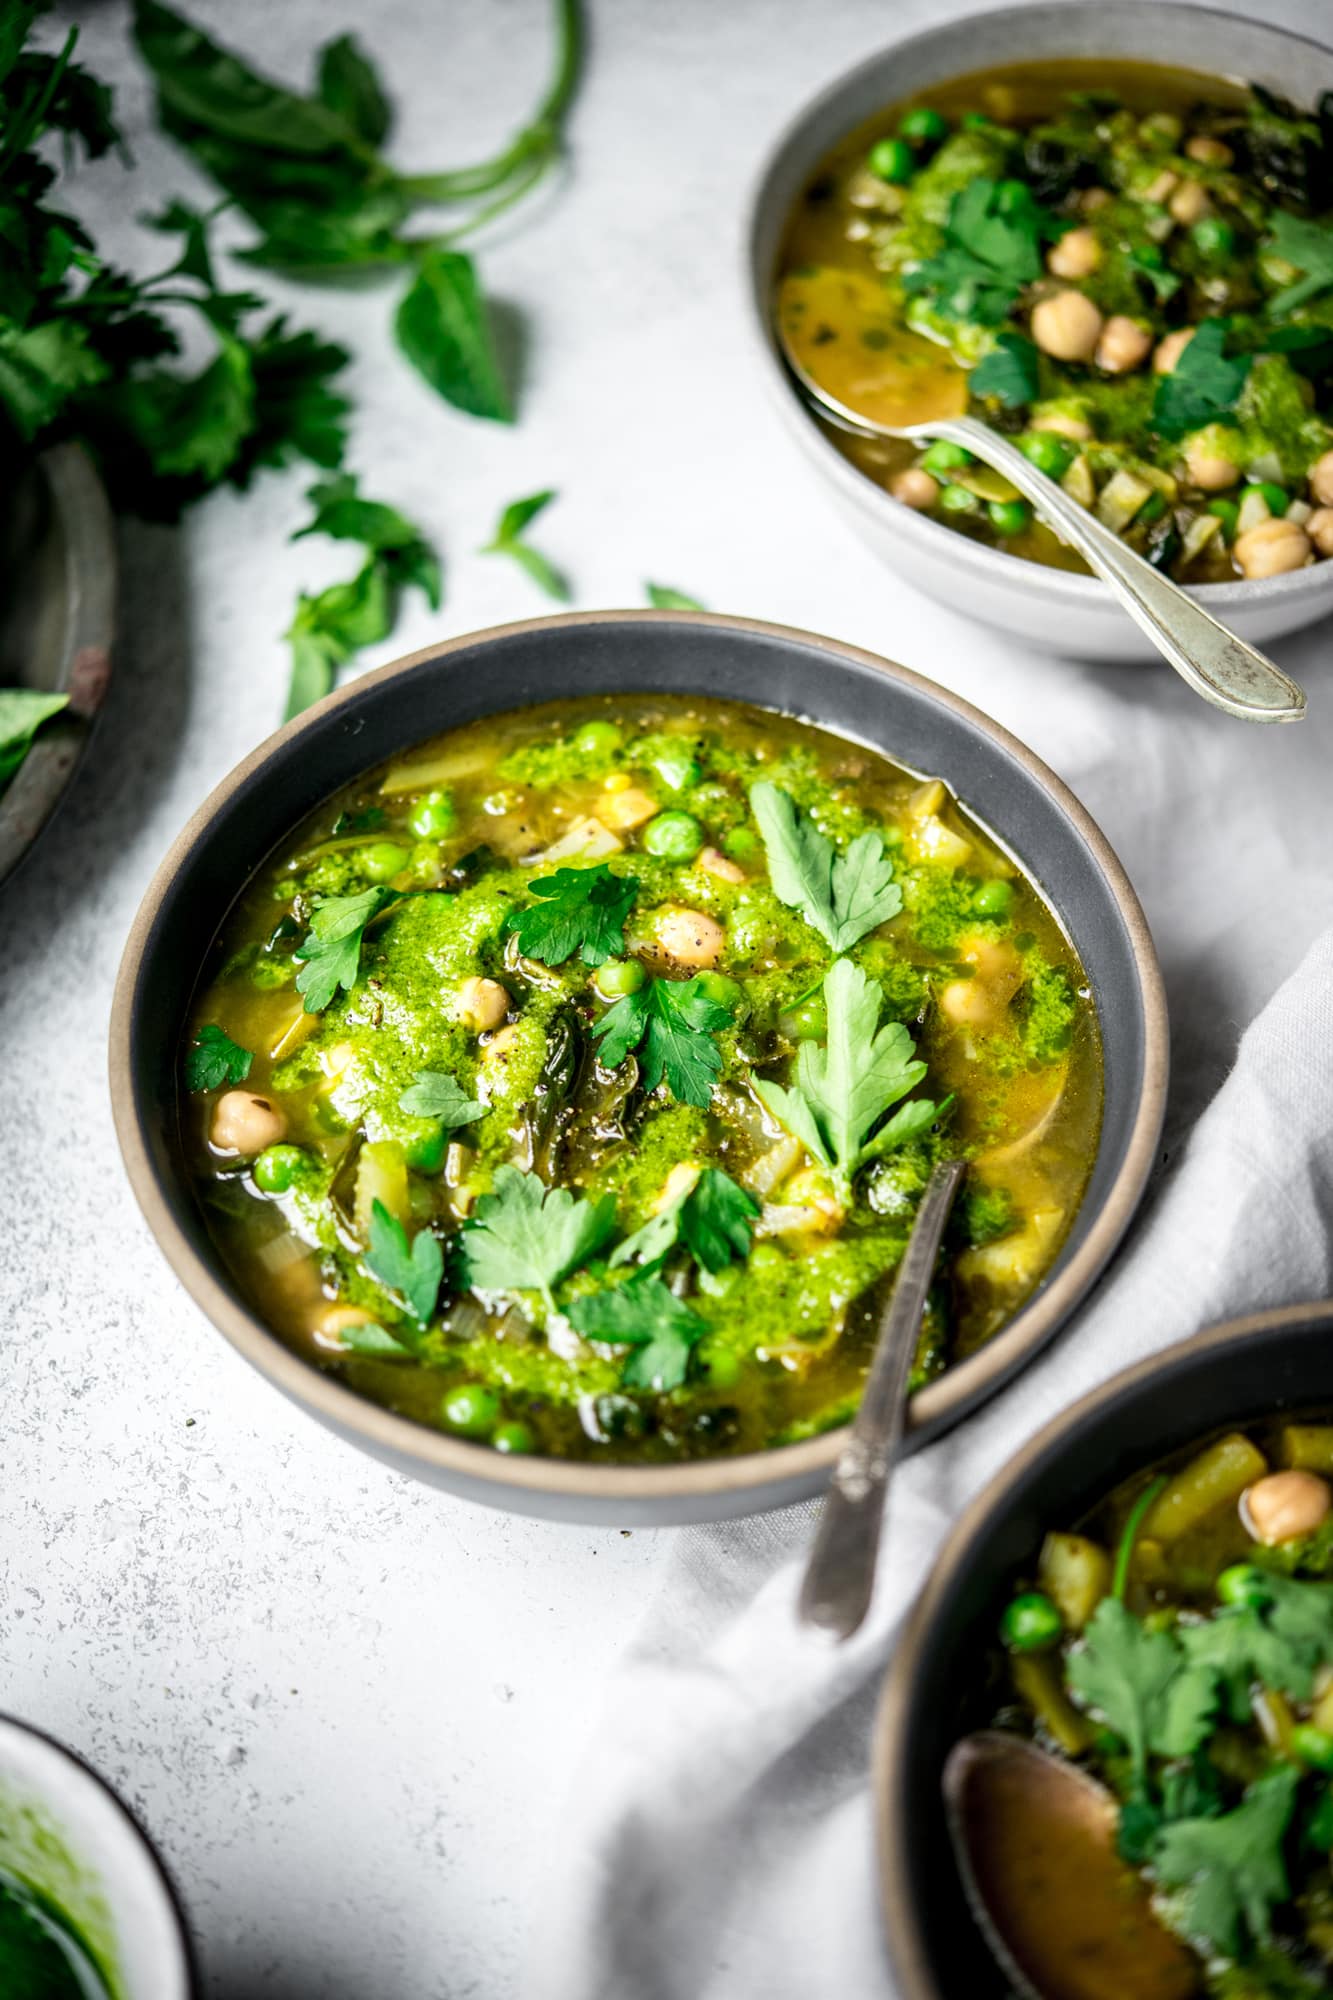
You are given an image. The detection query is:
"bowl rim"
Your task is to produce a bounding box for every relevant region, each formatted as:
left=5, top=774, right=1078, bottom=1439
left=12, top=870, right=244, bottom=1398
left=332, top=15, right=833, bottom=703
left=0, top=1708, right=199, bottom=1998
left=741, top=0, right=1333, bottom=614
left=871, top=1296, right=1333, bottom=2000
left=109, top=608, right=1168, bottom=1507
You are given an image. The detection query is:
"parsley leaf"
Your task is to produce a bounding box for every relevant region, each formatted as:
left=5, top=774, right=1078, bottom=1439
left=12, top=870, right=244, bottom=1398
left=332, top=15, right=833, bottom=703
left=507, top=862, right=639, bottom=967
left=750, top=782, right=901, bottom=953
left=294, top=885, right=397, bottom=1013
left=1264, top=211, right=1333, bottom=317
left=610, top=1166, right=758, bottom=1275
left=646, top=583, right=705, bottom=610
left=456, top=1165, right=615, bottom=1312
left=1066, top=1597, right=1218, bottom=1792
left=1152, top=1766, right=1299, bottom=1962
left=568, top=1274, right=707, bottom=1392
left=592, top=976, right=734, bottom=1109
left=481, top=488, right=570, bottom=601
left=184, top=1022, right=253, bottom=1091
left=1152, top=319, right=1251, bottom=439
left=756, top=959, right=938, bottom=1200
left=0, top=689, right=68, bottom=789
left=969, top=330, right=1040, bottom=408
left=903, top=178, right=1055, bottom=326
left=397, top=1071, right=485, bottom=1127
left=337, top=1318, right=418, bottom=1358
left=364, top=1199, right=442, bottom=1325
left=1175, top=1570, right=1333, bottom=1721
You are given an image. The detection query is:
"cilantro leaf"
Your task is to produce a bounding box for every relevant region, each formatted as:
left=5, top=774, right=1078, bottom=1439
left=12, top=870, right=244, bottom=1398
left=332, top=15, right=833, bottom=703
left=1264, top=211, right=1333, bottom=317
left=397, top=1071, right=485, bottom=1127
left=364, top=1199, right=442, bottom=1325
left=646, top=583, right=705, bottom=610
left=592, top=976, right=733, bottom=1109
left=294, top=885, right=397, bottom=1013
left=1152, top=319, right=1251, bottom=439
left=750, top=782, right=901, bottom=953
left=507, top=863, right=639, bottom=968
left=1066, top=1597, right=1218, bottom=1791
left=184, top=1022, right=253, bottom=1091
left=903, top=178, right=1055, bottom=326
left=1152, top=1766, right=1299, bottom=1962
left=1176, top=1572, right=1333, bottom=1720
left=481, top=488, right=570, bottom=601
left=568, top=1274, right=707, bottom=1392
left=396, top=249, right=512, bottom=422
left=0, top=689, right=68, bottom=789
left=756, top=959, right=937, bottom=1199
left=970, top=331, right=1040, bottom=408
left=456, top=1165, right=615, bottom=1312
left=610, top=1166, right=758, bottom=1275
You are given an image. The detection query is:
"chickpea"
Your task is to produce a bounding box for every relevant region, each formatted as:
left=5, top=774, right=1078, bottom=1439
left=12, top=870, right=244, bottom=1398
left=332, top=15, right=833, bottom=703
left=1096, top=315, right=1153, bottom=374
left=1186, top=134, right=1233, bottom=167
left=1306, top=506, right=1333, bottom=557
left=656, top=907, right=725, bottom=967
left=1080, top=186, right=1112, bottom=214
left=697, top=846, right=746, bottom=884
left=939, top=980, right=1001, bottom=1031
left=1234, top=515, right=1312, bottom=578
left=596, top=785, right=658, bottom=832
left=1308, top=450, right=1333, bottom=507
left=1153, top=327, right=1196, bottom=375
left=1183, top=439, right=1241, bottom=492
left=1243, top=1470, right=1332, bottom=1546
left=211, top=1089, right=287, bottom=1155
left=1031, top=290, right=1104, bottom=363
left=311, top=1304, right=374, bottom=1353
left=890, top=467, right=940, bottom=511
left=1141, top=168, right=1179, bottom=205
left=1047, top=227, right=1101, bottom=280
left=456, top=975, right=509, bottom=1032
left=1169, top=179, right=1211, bottom=226
left=1032, top=410, right=1092, bottom=442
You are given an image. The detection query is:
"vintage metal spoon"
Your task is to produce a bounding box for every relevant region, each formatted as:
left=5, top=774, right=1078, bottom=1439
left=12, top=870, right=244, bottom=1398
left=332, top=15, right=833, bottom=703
left=777, top=322, right=1307, bottom=725
left=943, top=1732, right=1196, bottom=2000
left=799, top=1157, right=964, bottom=1640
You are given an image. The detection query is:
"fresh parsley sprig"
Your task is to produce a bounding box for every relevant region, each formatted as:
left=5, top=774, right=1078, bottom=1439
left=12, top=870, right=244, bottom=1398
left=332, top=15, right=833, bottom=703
left=1152, top=319, right=1251, bottom=439
left=508, top=862, right=639, bottom=968
left=397, top=1071, right=485, bottom=1128
left=481, top=490, right=570, bottom=601
left=364, top=1198, right=443, bottom=1325
left=1153, top=1766, right=1299, bottom=1963
left=1066, top=1597, right=1218, bottom=1796
left=903, top=178, right=1059, bottom=327
left=610, top=1166, right=758, bottom=1275
left=456, top=1165, right=615, bottom=1314
left=969, top=330, right=1040, bottom=409
left=569, top=1273, right=707, bottom=1392
left=750, top=782, right=901, bottom=953
left=184, top=1022, right=254, bottom=1091
left=294, top=885, right=398, bottom=1013
left=592, top=975, right=734, bottom=1110
left=1264, top=211, right=1333, bottom=317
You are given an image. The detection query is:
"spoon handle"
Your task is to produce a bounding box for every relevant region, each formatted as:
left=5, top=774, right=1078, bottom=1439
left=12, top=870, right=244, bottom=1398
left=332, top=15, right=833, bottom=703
left=798, top=1158, right=965, bottom=1641
left=928, top=416, right=1305, bottom=723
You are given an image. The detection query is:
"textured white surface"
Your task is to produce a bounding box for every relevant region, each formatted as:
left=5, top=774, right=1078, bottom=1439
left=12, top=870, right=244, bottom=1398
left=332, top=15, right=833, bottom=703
left=1, top=1, right=1330, bottom=1995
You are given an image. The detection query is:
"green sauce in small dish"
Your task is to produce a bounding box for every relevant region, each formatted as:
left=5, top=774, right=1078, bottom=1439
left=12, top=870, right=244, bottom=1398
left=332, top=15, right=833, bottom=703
left=0, top=1869, right=112, bottom=2000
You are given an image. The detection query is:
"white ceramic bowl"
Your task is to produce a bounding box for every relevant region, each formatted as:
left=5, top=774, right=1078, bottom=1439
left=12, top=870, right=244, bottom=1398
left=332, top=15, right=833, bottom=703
left=744, top=1, right=1333, bottom=661
left=0, top=1714, right=194, bottom=1999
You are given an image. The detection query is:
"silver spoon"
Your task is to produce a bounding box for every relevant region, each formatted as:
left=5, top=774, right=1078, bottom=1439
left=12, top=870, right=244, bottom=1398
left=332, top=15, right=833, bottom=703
left=799, top=1157, right=964, bottom=1640
left=778, top=330, right=1307, bottom=725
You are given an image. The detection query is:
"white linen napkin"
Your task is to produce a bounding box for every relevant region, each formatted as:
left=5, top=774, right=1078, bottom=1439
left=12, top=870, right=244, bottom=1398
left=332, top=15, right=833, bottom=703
left=528, top=923, right=1333, bottom=1998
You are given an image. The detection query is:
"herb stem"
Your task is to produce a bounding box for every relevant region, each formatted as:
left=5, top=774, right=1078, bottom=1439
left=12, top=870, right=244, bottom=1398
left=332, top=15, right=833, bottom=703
left=1112, top=1475, right=1168, bottom=1601
left=0, top=23, right=78, bottom=181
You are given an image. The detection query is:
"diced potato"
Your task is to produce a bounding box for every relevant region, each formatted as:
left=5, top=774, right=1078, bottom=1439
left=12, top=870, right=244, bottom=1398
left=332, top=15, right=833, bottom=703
left=957, top=1207, right=1063, bottom=1288
left=1140, top=1433, right=1269, bottom=1543
left=1062, top=455, right=1096, bottom=507
left=1280, top=1426, right=1333, bottom=1476
left=595, top=786, right=657, bottom=832
left=912, top=815, right=972, bottom=868
left=354, top=1139, right=410, bottom=1239
left=1096, top=468, right=1153, bottom=534
left=1038, top=1531, right=1113, bottom=1631
left=538, top=815, right=623, bottom=863
left=907, top=778, right=946, bottom=820
left=1011, top=1652, right=1096, bottom=1756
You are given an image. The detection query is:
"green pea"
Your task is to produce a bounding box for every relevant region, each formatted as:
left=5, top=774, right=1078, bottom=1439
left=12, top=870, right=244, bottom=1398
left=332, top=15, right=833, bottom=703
left=961, top=111, right=994, bottom=132
left=405, top=1122, right=447, bottom=1175
left=492, top=1421, right=535, bottom=1455
left=593, top=957, right=646, bottom=1000
left=922, top=439, right=973, bottom=477
left=999, top=1591, right=1063, bottom=1653
left=252, top=1143, right=305, bottom=1195
left=1292, top=1724, right=1333, bottom=1772
left=1207, top=497, right=1240, bottom=538
left=441, top=1383, right=500, bottom=1439
left=1019, top=432, right=1076, bottom=479
left=987, top=499, right=1030, bottom=537
left=722, top=828, right=761, bottom=862
left=899, top=106, right=949, bottom=146
left=408, top=789, right=455, bottom=840
left=974, top=878, right=1014, bottom=918
left=1308, top=1784, right=1333, bottom=1851
left=868, top=136, right=915, bottom=185
left=938, top=482, right=978, bottom=515
left=575, top=720, right=622, bottom=757
left=784, top=993, right=828, bottom=1039
left=1216, top=1563, right=1268, bottom=1608
left=1191, top=216, right=1235, bottom=261
left=699, top=1345, right=742, bottom=1390
left=652, top=749, right=702, bottom=791
left=1243, top=480, right=1289, bottom=517
left=643, top=810, right=704, bottom=862
left=693, top=970, right=743, bottom=1011
left=361, top=841, right=409, bottom=881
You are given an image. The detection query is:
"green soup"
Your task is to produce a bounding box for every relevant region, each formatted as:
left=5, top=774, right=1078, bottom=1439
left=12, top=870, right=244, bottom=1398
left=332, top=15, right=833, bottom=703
left=0, top=1870, right=112, bottom=2000
left=183, top=694, right=1101, bottom=1462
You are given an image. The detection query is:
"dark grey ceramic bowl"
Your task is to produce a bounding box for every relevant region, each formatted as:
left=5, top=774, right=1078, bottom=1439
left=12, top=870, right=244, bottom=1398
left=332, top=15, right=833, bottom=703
left=744, top=2, right=1333, bottom=661
left=874, top=1299, right=1333, bottom=1999
left=110, top=612, right=1167, bottom=1524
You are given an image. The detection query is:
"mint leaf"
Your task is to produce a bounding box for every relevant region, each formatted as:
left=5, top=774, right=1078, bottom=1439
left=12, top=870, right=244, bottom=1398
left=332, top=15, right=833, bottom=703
left=294, top=885, right=397, bottom=1013
left=395, top=249, right=511, bottom=421
left=750, top=782, right=901, bottom=953
left=316, top=34, right=391, bottom=148
left=481, top=488, right=569, bottom=601
left=0, top=689, right=68, bottom=788
left=646, top=583, right=704, bottom=610
left=592, top=976, right=733, bottom=1109
left=397, top=1071, right=485, bottom=1127
left=508, top=862, right=639, bottom=967
left=1265, top=211, right=1333, bottom=317
left=184, top=1022, right=253, bottom=1091
left=365, top=1199, right=442, bottom=1324
left=457, top=1165, right=615, bottom=1311
left=1152, top=319, right=1251, bottom=439
left=1066, top=1597, right=1217, bottom=1791
left=568, top=1274, right=707, bottom=1392
left=970, top=330, right=1040, bottom=408
left=610, top=1166, right=758, bottom=1275
left=1152, top=1766, right=1299, bottom=1961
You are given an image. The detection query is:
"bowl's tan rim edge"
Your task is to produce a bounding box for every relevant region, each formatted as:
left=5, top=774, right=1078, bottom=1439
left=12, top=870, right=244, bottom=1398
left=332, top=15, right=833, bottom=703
left=741, top=0, right=1333, bottom=614
left=871, top=1296, right=1333, bottom=2000
left=108, top=607, right=1168, bottom=1505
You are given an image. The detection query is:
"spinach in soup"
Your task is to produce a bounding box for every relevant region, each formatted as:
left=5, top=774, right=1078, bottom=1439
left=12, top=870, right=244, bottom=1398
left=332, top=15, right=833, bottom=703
left=183, top=696, right=1100, bottom=1463
left=992, top=1421, right=1333, bottom=1993
left=778, top=62, right=1333, bottom=583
